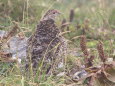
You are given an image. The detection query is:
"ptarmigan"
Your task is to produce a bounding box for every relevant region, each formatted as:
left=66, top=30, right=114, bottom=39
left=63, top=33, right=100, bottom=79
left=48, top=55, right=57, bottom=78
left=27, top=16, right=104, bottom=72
left=26, top=9, right=67, bottom=74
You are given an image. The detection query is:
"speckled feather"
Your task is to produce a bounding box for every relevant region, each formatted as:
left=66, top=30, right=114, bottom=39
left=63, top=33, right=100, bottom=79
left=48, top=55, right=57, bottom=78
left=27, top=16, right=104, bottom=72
left=26, top=18, right=66, bottom=73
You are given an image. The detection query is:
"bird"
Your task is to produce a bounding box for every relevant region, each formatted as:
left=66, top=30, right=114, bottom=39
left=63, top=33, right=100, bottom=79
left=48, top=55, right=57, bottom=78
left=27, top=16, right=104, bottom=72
left=26, top=9, right=67, bottom=74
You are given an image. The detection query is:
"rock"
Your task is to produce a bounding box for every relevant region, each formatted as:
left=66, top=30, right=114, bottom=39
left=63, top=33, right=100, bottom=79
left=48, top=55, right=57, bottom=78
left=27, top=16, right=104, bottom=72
left=72, top=70, right=87, bottom=80
left=8, top=36, right=28, bottom=60
left=107, top=58, right=113, bottom=62
left=58, top=62, right=64, bottom=68
left=57, top=72, right=65, bottom=77
left=0, top=30, right=27, bottom=63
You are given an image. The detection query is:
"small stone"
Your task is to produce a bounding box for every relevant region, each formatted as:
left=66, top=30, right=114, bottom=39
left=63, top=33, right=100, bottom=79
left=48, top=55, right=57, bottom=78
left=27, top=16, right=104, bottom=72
left=57, top=72, right=65, bottom=77
left=107, top=58, right=113, bottom=63
left=8, top=36, right=28, bottom=60
left=58, top=62, right=64, bottom=68
left=73, top=70, right=87, bottom=80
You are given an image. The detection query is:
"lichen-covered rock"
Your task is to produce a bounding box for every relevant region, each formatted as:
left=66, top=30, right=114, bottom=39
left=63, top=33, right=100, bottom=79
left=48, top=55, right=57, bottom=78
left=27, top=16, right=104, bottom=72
left=0, top=30, right=28, bottom=59
left=8, top=36, right=28, bottom=60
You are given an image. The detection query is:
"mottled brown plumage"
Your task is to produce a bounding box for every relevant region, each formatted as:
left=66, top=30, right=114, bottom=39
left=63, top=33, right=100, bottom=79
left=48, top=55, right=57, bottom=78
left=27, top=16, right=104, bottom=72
left=26, top=9, right=66, bottom=74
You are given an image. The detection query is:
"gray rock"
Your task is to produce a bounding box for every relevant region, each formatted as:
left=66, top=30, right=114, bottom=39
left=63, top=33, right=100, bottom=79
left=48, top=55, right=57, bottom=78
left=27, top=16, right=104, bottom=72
left=57, top=72, right=65, bottom=77
left=73, top=70, right=88, bottom=80
left=58, top=62, right=64, bottom=68
left=8, top=36, right=28, bottom=60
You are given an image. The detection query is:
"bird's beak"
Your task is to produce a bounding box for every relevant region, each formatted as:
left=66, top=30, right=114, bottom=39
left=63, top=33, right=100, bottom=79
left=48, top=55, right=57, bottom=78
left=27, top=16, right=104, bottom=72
left=58, top=11, right=61, bottom=14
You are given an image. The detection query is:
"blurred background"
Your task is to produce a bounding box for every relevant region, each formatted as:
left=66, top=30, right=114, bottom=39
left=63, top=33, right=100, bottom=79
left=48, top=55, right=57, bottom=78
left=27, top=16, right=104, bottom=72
left=0, top=0, right=114, bottom=29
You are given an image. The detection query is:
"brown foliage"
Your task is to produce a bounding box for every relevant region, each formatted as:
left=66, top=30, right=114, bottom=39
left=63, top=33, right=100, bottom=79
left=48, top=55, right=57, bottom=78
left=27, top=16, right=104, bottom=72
left=97, top=41, right=107, bottom=62
left=69, top=9, right=74, bottom=22
left=79, top=36, right=115, bottom=86
left=80, top=35, right=89, bottom=58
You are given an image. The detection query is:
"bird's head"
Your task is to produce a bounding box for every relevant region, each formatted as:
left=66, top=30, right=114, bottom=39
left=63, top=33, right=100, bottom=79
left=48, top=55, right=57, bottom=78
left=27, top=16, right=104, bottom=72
left=42, top=9, right=61, bottom=21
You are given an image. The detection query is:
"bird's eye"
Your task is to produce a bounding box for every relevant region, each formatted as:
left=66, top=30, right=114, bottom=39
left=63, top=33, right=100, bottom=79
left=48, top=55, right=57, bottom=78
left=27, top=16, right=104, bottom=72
left=53, top=12, right=55, bottom=14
